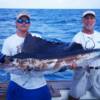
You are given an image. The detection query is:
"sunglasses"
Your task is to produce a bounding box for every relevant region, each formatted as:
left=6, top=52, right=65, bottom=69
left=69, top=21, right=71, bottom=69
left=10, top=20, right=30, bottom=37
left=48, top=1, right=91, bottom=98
left=17, top=18, right=30, bottom=24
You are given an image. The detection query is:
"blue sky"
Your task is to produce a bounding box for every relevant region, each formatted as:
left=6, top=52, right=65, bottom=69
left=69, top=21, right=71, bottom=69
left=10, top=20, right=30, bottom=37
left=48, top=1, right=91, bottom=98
left=0, top=0, right=100, bottom=9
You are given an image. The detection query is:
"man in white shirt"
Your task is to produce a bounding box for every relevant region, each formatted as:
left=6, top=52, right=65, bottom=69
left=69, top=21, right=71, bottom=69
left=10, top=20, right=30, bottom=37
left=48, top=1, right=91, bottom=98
left=68, top=10, right=100, bottom=100
left=1, top=12, right=51, bottom=100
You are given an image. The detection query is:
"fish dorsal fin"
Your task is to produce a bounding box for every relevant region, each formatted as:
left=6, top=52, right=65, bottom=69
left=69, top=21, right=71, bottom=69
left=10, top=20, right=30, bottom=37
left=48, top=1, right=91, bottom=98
left=22, top=33, right=67, bottom=54
left=22, top=33, right=48, bottom=53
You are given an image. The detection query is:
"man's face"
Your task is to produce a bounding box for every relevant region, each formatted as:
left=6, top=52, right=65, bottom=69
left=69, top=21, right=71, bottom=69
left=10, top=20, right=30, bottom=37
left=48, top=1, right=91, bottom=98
left=16, top=16, right=30, bottom=32
left=82, top=14, right=96, bottom=30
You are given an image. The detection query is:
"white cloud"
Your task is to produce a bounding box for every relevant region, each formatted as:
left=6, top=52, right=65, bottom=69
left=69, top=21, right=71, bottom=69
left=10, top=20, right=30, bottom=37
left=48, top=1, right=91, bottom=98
left=0, top=0, right=100, bottom=9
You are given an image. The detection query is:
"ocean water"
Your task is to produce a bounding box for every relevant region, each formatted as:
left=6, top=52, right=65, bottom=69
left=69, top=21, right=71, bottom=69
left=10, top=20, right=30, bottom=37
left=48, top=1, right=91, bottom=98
left=0, top=9, right=100, bottom=82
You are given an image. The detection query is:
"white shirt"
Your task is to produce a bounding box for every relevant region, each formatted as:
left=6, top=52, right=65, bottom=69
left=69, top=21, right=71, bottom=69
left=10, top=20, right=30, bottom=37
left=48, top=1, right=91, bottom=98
left=72, top=31, right=100, bottom=67
left=2, top=33, right=47, bottom=89
left=72, top=31, right=100, bottom=49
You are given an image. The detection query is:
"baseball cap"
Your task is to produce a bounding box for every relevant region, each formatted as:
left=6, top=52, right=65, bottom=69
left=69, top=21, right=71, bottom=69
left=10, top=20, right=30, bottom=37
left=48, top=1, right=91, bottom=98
left=82, top=10, right=95, bottom=17
left=16, top=12, right=30, bottom=20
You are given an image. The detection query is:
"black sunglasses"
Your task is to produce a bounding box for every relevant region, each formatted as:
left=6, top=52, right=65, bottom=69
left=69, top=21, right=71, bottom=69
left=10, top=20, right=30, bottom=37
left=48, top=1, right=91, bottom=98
left=17, top=18, right=30, bottom=24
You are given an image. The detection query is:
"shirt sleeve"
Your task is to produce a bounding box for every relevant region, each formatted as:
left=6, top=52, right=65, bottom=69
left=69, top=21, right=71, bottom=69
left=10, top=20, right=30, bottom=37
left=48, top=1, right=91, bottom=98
left=31, top=33, right=42, bottom=38
left=1, top=39, right=11, bottom=56
left=72, top=32, right=82, bottom=44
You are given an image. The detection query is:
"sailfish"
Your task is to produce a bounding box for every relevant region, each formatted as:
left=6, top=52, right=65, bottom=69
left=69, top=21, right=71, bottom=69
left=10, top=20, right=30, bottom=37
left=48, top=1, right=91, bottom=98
left=0, top=34, right=100, bottom=74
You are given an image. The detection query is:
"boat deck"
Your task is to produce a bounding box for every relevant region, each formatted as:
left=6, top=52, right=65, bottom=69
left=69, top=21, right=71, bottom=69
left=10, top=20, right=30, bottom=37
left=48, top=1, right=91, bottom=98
left=0, top=83, right=7, bottom=100
left=0, top=80, right=97, bottom=100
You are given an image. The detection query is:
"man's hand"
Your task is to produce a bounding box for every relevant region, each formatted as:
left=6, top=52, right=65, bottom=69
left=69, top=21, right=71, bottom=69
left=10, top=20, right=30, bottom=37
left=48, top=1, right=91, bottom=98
left=0, top=52, right=13, bottom=64
left=69, top=61, right=77, bottom=69
left=4, top=56, right=13, bottom=64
